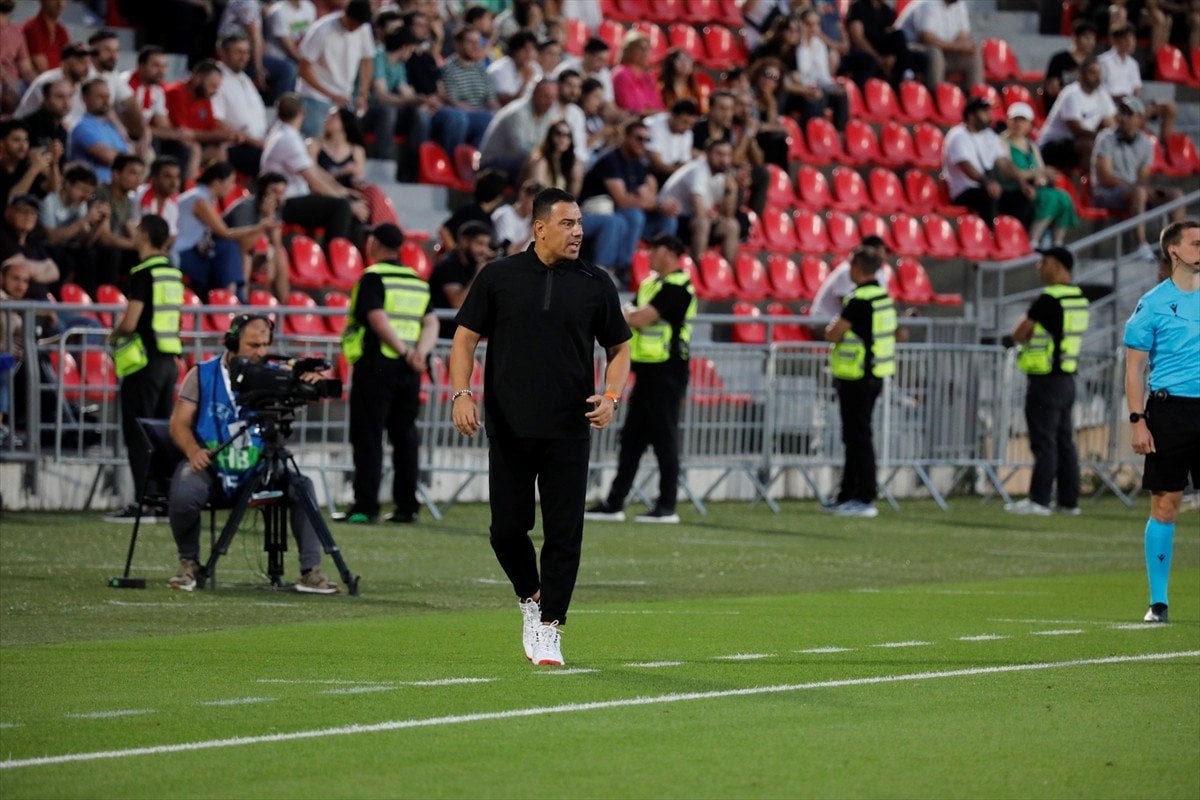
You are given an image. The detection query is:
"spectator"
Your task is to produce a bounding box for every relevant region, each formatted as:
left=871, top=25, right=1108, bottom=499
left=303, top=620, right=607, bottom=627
left=123, top=46, right=171, bottom=160
left=364, top=27, right=421, bottom=160
left=261, top=93, right=369, bottom=248
left=552, top=69, right=590, bottom=163
left=746, top=58, right=791, bottom=169
left=0, top=2, right=35, bottom=116
left=218, top=0, right=296, bottom=105
left=0, top=119, right=58, bottom=204
left=557, top=0, right=603, bottom=32
left=520, top=121, right=582, bottom=196
left=846, top=0, right=928, bottom=88
left=132, top=156, right=182, bottom=239
left=39, top=164, right=109, bottom=295
left=578, top=119, right=681, bottom=278
left=396, top=10, right=445, bottom=182
left=579, top=76, right=622, bottom=163
left=295, top=0, right=374, bottom=138
left=942, top=96, right=1025, bottom=229
left=895, top=0, right=983, bottom=89
left=1090, top=97, right=1186, bottom=261
left=68, top=77, right=131, bottom=184
left=743, top=0, right=795, bottom=53
left=14, top=42, right=93, bottom=129
left=999, top=103, right=1079, bottom=247
left=813, top=0, right=855, bottom=77
left=492, top=178, right=540, bottom=255
left=1043, top=19, right=1097, bottom=110
left=536, top=36, right=569, bottom=79
left=749, top=11, right=802, bottom=63
left=784, top=8, right=850, bottom=131
left=173, top=161, right=276, bottom=298
left=612, top=30, right=664, bottom=115
left=658, top=48, right=704, bottom=113
left=459, top=5, right=496, bottom=58
left=478, top=78, right=558, bottom=181
left=265, top=0, right=317, bottom=71
left=222, top=171, right=289, bottom=302
left=87, top=29, right=141, bottom=145
left=22, top=0, right=68, bottom=75
left=493, top=0, right=544, bottom=43
left=92, top=153, right=146, bottom=282
left=211, top=34, right=270, bottom=178
left=692, top=89, right=768, bottom=218
left=660, top=140, right=740, bottom=265
left=579, top=37, right=614, bottom=104
left=437, top=167, right=507, bottom=251
left=1099, top=25, right=1177, bottom=141
left=0, top=193, right=59, bottom=293
left=163, top=60, right=242, bottom=182
left=1039, top=56, right=1116, bottom=171
left=487, top=29, right=541, bottom=107
left=20, top=78, right=69, bottom=162
left=644, top=100, right=700, bottom=183
left=430, top=218, right=493, bottom=340
left=810, top=234, right=892, bottom=321
left=436, top=27, right=499, bottom=156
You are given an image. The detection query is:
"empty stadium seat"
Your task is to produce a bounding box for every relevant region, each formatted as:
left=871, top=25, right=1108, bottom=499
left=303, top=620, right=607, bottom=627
left=322, top=291, right=351, bottom=334
left=795, top=165, right=831, bottom=210
left=701, top=25, right=744, bottom=70
left=878, top=121, right=915, bottom=168
left=630, top=246, right=652, bottom=289
left=867, top=167, right=907, bottom=215
left=282, top=291, right=325, bottom=337
left=897, top=80, right=934, bottom=124
left=1155, top=44, right=1200, bottom=87
left=842, top=119, right=883, bottom=167
left=830, top=166, right=868, bottom=213
left=956, top=215, right=995, bottom=261
left=840, top=77, right=866, bottom=119
left=731, top=301, right=767, bottom=344
left=743, top=209, right=768, bottom=250
left=921, top=214, right=961, bottom=259
left=631, top=22, right=668, bottom=64
left=697, top=251, right=738, bottom=301
left=562, top=16, right=588, bottom=55
left=894, top=258, right=963, bottom=306
left=856, top=212, right=893, bottom=251
left=667, top=22, right=706, bottom=62
left=767, top=254, right=806, bottom=302
left=58, top=282, right=96, bottom=314
left=990, top=215, right=1032, bottom=260
left=862, top=78, right=902, bottom=123
left=597, top=20, right=626, bottom=65
left=399, top=241, right=432, bottom=281
left=761, top=206, right=801, bottom=253
left=766, top=302, right=812, bottom=342
left=982, top=38, right=1044, bottom=82
left=681, top=0, right=720, bottom=22
left=418, top=141, right=472, bottom=191
left=601, top=0, right=642, bottom=21
left=734, top=252, right=771, bottom=302
left=889, top=213, right=927, bottom=258
left=765, top=163, right=798, bottom=207
left=794, top=210, right=831, bottom=254
left=798, top=255, right=831, bottom=301
left=804, top=117, right=845, bottom=165
left=48, top=350, right=82, bottom=402
left=287, top=235, right=332, bottom=289
left=453, top=143, right=480, bottom=186
left=180, top=288, right=203, bottom=332
left=779, top=114, right=811, bottom=162
left=1162, top=132, right=1200, bottom=176
left=95, top=284, right=127, bottom=328
left=933, top=82, right=966, bottom=127
left=825, top=210, right=859, bottom=254
left=248, top=289, right=279, bottom=324
left=204, top=288, right=239, bottom=333
left=912, top=123, right=945, bottom=169
left=327, top=237, right=365, bottom=290
left=904, top=170, right=938, bottom=213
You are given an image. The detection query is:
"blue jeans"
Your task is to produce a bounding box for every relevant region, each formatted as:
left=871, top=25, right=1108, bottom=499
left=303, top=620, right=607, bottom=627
left=581, top=212, right=629, bottom=269
left=612, top=208, right=678, bottom=268
left=179, top=239, right=244, bottom=298
left=300, top=94, right=335, bottom=138
left=431, top=107, right=492, bottom=155
left=246, top=55, right=297, bottom=105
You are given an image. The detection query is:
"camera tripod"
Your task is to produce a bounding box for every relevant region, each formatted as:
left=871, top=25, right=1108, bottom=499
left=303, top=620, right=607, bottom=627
left=197, top=411, right=360, bottom=595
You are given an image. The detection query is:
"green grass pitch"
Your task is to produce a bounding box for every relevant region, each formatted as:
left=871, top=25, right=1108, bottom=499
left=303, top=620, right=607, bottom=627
left=1, top=497, right=1197, bottom=798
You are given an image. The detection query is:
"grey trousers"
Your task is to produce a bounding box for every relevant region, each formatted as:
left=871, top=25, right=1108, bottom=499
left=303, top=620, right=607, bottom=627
left=167, top=462, right=324, bottom=571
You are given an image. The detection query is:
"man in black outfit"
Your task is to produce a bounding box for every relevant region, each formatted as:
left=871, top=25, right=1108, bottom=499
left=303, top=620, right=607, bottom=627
left=339, top=223, right=439, bottom=525
left=845, top=0, right=928, bottom=87
left=586, top=234, right=695, bottom=524
left=449, top=187, right=631, bottom=667
left=823, top=247, right=897, bottom=518
left=429, top=219, right=492, bottom=340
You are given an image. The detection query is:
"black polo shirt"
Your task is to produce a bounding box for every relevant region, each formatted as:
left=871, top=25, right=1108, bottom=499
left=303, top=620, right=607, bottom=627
left=455, top=243, right=631, bottom=440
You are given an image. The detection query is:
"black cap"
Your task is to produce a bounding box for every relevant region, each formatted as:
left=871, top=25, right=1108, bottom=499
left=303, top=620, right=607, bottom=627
left=61, top=42, right=94, bottom=60
left=964, top=96, right=991, bottom=115
left=861, top=234, right=888, bottom=252
left=647, top=233, right=686, bottom=256
left=1037, top=246, right=1075, bottom=272
left=367, top=222, right=405, bottom=250
left=344, top=0, right=372, bottom=23
left=8, top=193, right=39, bottom=210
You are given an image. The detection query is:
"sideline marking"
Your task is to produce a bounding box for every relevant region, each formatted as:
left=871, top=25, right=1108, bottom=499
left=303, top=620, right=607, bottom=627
left=1031, top=629, right=1085, bottom=636
left=535, top=668, right=598, bottom=676
left=201, top=698, right=275, bottom=707
left=322, top=686, right=393, bottom=695
left=796, top=647, right=852, bottom=654
left=959, top=635, right=1008, bottom=642
left=624, top=661, right=685, bottom=668
left=257, top=677, right=494, bottom=687
left=713, top=653, right=773, bottom=661
left=0, top=723, right=20, bottom=729
left=873, top=641, right=931, bottom=648
left=6, top=651, right=1196, bottom=770
left=65, top=709, right=154, bottom=720
left=1111, top=623, right=1165, bottom=630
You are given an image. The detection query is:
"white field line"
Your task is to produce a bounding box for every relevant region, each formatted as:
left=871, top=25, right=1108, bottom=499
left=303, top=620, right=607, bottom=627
left=535, top=668, right=599, bottom=676
left=872, top=641, right=932, bottom=648
left=990, top=618, right=1098, bottom=624
left=795, top=647, right=853, bottom=654
left=958, top=635, right=1009, bottom=642
left=6, top=651, right=1195, bottom=770
left=257, top=677, right=493, bottom=687
left=571, top=610, right=742, bottom=616
left=624, top=661, right=685, bottom=668
left=1030, top=629, right=1085, bottom=636
left=200, top=698, right=275, bottom=707
left=713, top=653, right=773, bottom=661
left=0, top=723, right=21, bottom=729
left=321, top=686, right=394, bottom=695
left=1111, top=623, right=1167, bottom=630
left=64, top=709, right=154, bottom=720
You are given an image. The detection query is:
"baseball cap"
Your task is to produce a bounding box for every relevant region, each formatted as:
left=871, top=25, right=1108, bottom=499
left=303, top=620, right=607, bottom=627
left=344, top=0, right=372, bottom=23
left=647, top=233, right=686, bottom=256
left=1119, top=96, right=1146, bottom=116
left=964, top=96, right=991, bottom=115
left=8, top=193, right=39, bottom=211
left=1006, top=102, right=1034, bottom=121
left=367, top=223, right=405, bottom=250
left=1037, top=246, right=1075, bottom=272
left=61, top=42, right=94, bottom=60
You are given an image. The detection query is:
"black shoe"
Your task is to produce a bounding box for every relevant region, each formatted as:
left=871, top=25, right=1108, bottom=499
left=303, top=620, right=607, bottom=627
left=634, top=507, right=680, bottom=524
left=584, top=502, right=625, bottom=522
left=102, top=504, right=159, bottom=524
left=1143, top=602, right=1169, bottom=623
left=385, top=511, right=417, bottom=524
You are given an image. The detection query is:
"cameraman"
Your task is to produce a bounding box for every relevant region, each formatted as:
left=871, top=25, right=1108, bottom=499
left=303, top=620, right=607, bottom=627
left=165, top=313, right=340, bottom=594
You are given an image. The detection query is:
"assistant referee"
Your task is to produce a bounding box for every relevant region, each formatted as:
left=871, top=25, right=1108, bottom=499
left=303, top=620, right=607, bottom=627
left=1123, top=219, right=1200, bottom=624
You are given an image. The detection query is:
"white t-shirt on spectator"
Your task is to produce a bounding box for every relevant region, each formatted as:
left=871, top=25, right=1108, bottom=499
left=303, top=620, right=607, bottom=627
left=897, top=0, right=972, bottom=43
left=487, top=56, right=542, bottom=99
left=120, top=69, right=167, bottom=121
left=98, top=68, right=133, bottom=107
left=261, top=121, right=313, bottom=198
left=645, top=112, right=694, bottom=168
left=659, top=156, right=726, bottom=212
left=491, top=203, right=532, bottom=251
left=584, top=65, right=614, bottom=103
left=15, top=66, right=96, bottom=128
left=132, top=184, right=179, bottom=235
left=1097, top=49, right=1141, bottom=98
left=810, top=260, right=890, bottom=320
left=558, top=0, right=603, bottom=31
left=795, top=37, right=834, bottom=89
left=296, top=12, right=374, bottom=101
left=942, top=123, right=1006, bottom=199
left=1039, top=82, right=1117, bottom=145
left=212, top=62, right=269, bottom=139
left=265, top=0, right=318, bottom=61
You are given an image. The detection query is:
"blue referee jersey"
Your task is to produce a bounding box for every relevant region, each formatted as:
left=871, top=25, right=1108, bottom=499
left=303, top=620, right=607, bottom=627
left=1123, top=279, right=1200, bottom=398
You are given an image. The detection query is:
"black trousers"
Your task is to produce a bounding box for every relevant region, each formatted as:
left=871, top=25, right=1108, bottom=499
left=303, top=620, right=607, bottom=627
left=606, top=367, right=687, bottom=512
left=1024, top=373, right=1079, bottom=508
left=348, top=355, right=421, bottom=517
left=487, top=435, right=590, bottom=624
left=835, top=376, right=883, bottom=504
left=282, top=194, right=362, bottom=248
left=119, top=354, right=177, bottom=501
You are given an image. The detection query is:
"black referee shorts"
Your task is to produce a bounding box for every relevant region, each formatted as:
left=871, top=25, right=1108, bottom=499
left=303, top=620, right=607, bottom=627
left=1143, top=395, right=1200, bottom=493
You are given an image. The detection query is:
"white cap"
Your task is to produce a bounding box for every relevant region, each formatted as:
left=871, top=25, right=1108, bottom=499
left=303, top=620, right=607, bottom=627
left=1006, top=102, right=1034, bottom=121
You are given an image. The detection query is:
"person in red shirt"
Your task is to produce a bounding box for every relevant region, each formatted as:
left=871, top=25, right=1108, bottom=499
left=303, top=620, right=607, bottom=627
left=22, top=0, right=69, bottom=74
left=162, top=60, right=241, bottom=182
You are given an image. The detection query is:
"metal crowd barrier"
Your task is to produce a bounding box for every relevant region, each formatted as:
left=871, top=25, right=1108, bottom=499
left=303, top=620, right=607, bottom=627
left=0, top=302, right=1139, bottom=511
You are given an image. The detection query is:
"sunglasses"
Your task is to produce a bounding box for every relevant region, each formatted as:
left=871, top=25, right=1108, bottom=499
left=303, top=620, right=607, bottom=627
left=762, top=72, right=781, bottom=81
left=634, top=135, right=652, bottom=143
left=552, top=129, right=571, bottom=137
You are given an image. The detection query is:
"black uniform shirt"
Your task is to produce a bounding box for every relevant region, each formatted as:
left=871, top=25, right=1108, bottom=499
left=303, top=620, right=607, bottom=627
left=455, top=243, right=631, bottom=439
left=1025, top=291, right=1068, bottom=375
left=127, top=260, right=171, bottom=355
left=635, top=277, right=692, bottom=378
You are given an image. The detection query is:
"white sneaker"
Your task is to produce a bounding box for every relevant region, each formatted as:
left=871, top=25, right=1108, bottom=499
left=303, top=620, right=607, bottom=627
left=1132, top=241, right=1158, bottom=262
left=1056, top=505, right=1082, bottom=516
left=532, top=622, right=564, bottom=666
left=519, top=597, right=540, bottom=661
left=832, top=500, right=879, bottom=518
left=1004, top=499, right=1052, bottom=516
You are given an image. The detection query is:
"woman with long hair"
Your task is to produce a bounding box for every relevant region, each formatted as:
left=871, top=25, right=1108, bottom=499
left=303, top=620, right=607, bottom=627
left=612, top=30, right=664, bottom=115
left=658, top=48, right=704, bottom=112
left=746, top=57, right=790, bottom=169
left=310, top=107, right=367, bottom=189
left=520, top=121, right=582, bottom=197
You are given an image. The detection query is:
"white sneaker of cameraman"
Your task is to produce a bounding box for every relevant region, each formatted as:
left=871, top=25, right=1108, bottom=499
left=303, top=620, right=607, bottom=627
left=519, top=597, right=540, bottom=661
left=532, top=622, right=564, bottom=666
left=1004, top=499, right=1052, bottom=516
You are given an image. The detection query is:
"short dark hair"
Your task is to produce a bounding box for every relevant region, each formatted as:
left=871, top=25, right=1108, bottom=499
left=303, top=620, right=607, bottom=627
left=623, top=118, right=648, bottom=138
left=463, top=4, right=492, bottom=25
left=138, top=214, right=171, bottom=249
left=457, top=220, right=492, bottom=241
left=1110, top=23, right=1135, bottom=37
left=88, top=28, right=119, bottom=46
left=583, top=37, right=609, bottom=55
left=0, top=119, right=28, bottom=138
left=276, top=92, right=303, bottom=123
left=532, top=187, right=576, bottom=222
left=670, top=99, right=700, bottom=116
left=41, top=78, right=68, bottom=98
left=149, top=155, right=181, bottom=177
left=850, top=247, right=883, bottom=275
left=710, top=89, right=735, bottom=106
left=112, top=153, right=145, bottom=174
left=192, top=58, right=221, bottom=78
left=506, top=29, right=539, bottom=54
left=581, top=77, right=603, bottom=96
left=63, top=165, right=99, bottom=186
left=1072, top=19, right=1097, bottom=37
left=384, top=27, right=419, bottom=52
left=537, top=37, right=561, bottom=53
left=1160, top=218, right=1200, bottom=261
left=473, top=169, right=509, bottom=204
left=137, top=44, right=165, bottom=65
left=220, top=33, right=249, bottom=50
left=254, top=171, right=287, bottom=203
left=557, top=68, right=581, bottom=83
left=81, top=76, right=108, bottom=97
left=198, top=161, right=235, bottom=185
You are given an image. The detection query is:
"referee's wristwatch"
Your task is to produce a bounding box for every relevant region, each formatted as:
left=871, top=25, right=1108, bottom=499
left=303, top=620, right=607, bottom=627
left=1129, top=412, right=1146, bottom=424
left=604, top=391, right=620, bottom=410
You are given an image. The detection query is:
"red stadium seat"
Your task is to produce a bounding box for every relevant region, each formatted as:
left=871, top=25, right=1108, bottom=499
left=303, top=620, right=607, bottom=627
left=904, top=170, right=938, bottom=214
left=1155, top=44, right=1200, bottom=87
left=399, top=241, right=432, bottom=281
left=969, top=83, right=1003, bottom=112
left=1192, top=46, right=1200, bottom=83
left=956, top=214, right=995, bottom=261
left=840, top=77, right=866, bottom=119
left=761, top=206, right=801, bottom=253
left=796, top=165, right=834, bottom=210
left=1163, top=132, right=1200, bottom=176
left=734, top=252, right=771, bottom=302
left=779, top=114, right=812, bottom=162
left=48, top=351, right=82, bottom=401
left=649, top=0, right=683, bottom=24
left=180, top=287, right=203, bottom=332
left=982, top=38, right=1044, bottom=82
left=453, top=143, right=480, bottom=186
left=562, top=17, right=588, bottom=55
left=702, top=25, right=744, bottom=69
left=694, top=70, right=715, bottom=108
left=287, top=235, right=332, bottom=289
left=856, top=212, right=893, bottom=251
left=912, top=122, right=945, bottom=169
left=682, top=0, right=721, bottom=22
left=58, top=283, right=98, bottom=322
left=935, top=178, right=968, bottom=216
left=798, top=255, right=831, bottom=301
left=95, top=284, right=127, bottom=328
left=867, top=167, right=907, bottom=215
left=668, top=23, right=705, bottom=63
left=743, top=209, right=768, bottom=250
left=79, top=350, right=118, bottom=401
left=898, top=80, right=934, bottom=124
left=601, top=0, right=641, bottom=21
left=805, top=117, right=845, bottom=165
left=631, top=22, right=668, bottom=64
left=768, top=254, right=806, bottom=302
left=766, top=302, right=812, bottom=342
left=597, top=20, right=626, bottom=65
left=282, top=291, right=325, bottom=337
left=878, top=121, right=915, bottom=168
left=888, top=213, right=927, bottom=257
left=322, top=290, right=351, bottom=334
left=716, top=0, right=742, bottom=25
left=418, top=141, right=472, bottom=191
left=248, top=289, right=279, bottom=325
left=630, top=246, right=652, bottom=290
left=765, top=163, right=798, bottom=207
left=862, top=78, right=902, bottom=123
left=327, top=237, right=365, bottom=290
left=1002, top=84, right=1042, bottom=122
left=842, top=119, right=882, bottom=167
left=921, top=214, right=961, bottom=259
left=990, top=215, right=1032, bottom=260
left=679, top=253, right=702, bottom=293
left=690, top=356, right=740, bottom=405
left=825, top=210, right=860, bottom=254
left=1054, top=173, right=1110, bottom=221
left=731, top=301, right=767, bottom=344
left=830, top=166, right=868, bottom=213
left=697, top=251, right=738, bottom=301
left=894, top=257, right=962, bottom=306
left=794, top=210, right=831, bottom=254
left=933, top=82, right=966, bottom=127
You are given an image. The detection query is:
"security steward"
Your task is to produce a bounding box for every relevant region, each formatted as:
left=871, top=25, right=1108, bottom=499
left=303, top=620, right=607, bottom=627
left=586, top=234, right=695, bottom=524
left=1006, top=246, right=1089, bottom=516
left=824, top=246, right=896, bottom=518
left=339, top=223, right=439, bottom=525
left=106, top=214, right=183, bottom=523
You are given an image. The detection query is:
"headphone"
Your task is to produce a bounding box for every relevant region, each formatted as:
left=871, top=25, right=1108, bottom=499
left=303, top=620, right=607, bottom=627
left=224, top=313, right=275, bottom=352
